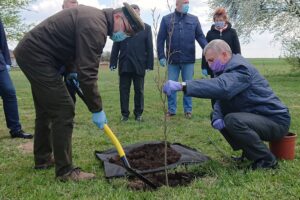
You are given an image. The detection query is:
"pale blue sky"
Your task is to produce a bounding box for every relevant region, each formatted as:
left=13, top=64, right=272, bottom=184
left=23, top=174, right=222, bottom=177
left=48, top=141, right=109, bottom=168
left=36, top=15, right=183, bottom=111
left=14, top=0, right=282, bottom=58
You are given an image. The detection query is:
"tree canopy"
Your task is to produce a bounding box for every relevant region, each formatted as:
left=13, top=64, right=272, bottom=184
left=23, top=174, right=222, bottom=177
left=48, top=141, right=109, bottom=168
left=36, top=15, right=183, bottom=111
left=208, top=0, right=300, bottom=66
left=0, top=0, right=34, bottom=40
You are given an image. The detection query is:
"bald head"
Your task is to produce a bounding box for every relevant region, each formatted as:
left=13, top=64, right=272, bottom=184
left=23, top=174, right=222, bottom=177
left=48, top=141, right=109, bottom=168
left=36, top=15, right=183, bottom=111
left=62, top=0, right=78, bottom=9
left=204, top=39, right=232, bottom=68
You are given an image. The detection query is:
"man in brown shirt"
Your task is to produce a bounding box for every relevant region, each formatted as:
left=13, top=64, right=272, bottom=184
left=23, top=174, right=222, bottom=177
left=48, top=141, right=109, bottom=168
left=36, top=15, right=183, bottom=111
left=14, top=3, right=144, bottom=182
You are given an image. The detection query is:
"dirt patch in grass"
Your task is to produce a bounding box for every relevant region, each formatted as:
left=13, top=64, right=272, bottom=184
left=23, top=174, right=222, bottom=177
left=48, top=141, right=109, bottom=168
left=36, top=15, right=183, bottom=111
left=109, top=142, right=181, bottom=170
left=108, top=142, right=206, bottom=190
left=128, top=171, right=206, bottom=190
left=18, top=141, right=33, bottom=154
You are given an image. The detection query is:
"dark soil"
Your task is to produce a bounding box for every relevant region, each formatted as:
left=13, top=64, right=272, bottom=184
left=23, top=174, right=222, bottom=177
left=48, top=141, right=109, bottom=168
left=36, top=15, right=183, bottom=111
left=109, top=142, right=181, bottom=170
left=128, top=171, right=205, bottom=190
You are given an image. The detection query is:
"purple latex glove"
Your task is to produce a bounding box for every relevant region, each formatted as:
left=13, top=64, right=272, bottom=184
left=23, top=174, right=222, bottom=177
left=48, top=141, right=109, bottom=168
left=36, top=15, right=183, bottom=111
left=212, top=119, right=225, bottom=130
left=163, top=80, right=183, bottom=96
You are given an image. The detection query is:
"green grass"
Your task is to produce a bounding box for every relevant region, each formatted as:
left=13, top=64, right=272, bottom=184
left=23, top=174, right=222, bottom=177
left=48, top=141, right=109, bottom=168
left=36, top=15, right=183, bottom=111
left=1, top=58, right=300, bottom=199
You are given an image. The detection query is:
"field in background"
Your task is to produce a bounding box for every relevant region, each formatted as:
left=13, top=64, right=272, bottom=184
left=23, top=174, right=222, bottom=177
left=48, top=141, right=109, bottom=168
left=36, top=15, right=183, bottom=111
left=0, top=58, right=299, bottom=199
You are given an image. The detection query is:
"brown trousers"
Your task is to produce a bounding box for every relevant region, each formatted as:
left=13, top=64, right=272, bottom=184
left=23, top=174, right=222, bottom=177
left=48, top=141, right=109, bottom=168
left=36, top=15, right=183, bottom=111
left=15, top=47, right=75, bottom=176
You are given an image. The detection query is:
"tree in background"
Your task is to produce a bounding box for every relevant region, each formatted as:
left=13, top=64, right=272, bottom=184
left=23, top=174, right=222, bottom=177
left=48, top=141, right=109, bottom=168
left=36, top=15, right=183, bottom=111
left=0, top=0, right=34, bottom=40
left=208, top=0, right=300, bottom=68
left=282, top=38, right=300, bottom=69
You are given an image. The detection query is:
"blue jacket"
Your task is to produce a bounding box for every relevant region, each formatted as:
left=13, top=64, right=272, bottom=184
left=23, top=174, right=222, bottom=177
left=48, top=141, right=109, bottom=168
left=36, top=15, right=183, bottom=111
left=186, top=54, right=290, bottom=128
left=157, top=10, right=207, bottom=64
left=0, top=19, right=11, bottom=71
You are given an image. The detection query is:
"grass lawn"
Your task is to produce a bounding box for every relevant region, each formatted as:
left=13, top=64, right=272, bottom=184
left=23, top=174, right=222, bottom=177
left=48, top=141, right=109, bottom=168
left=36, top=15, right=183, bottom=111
left=0, top=58, right=299, bottom=199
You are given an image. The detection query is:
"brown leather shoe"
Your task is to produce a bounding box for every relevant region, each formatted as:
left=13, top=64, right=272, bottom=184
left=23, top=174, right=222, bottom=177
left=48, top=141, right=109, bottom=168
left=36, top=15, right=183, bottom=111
left=57, top=168, right=95, bottom=182
left=34, top=157, right=55, bottom=170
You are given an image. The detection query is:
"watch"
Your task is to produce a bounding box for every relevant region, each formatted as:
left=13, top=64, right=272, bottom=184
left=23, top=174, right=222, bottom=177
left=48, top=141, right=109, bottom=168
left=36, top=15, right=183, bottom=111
left=182, top=82, right=187, bottom=92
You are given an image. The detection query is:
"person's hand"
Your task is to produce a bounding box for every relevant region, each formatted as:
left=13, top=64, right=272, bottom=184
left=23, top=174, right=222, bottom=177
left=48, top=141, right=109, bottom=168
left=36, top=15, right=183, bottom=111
left=6, top=65, right=11, bottom=71
left=159, top=58, right=167, bottom=67
left=202, top=68, right=208, bottom=77
left=92, top=111, right=107, bottom=129
left=110, top=65, right=117, bottom=71
left=66, top=72, right=79, bottom=87
left=212, top=119, right=225, bottom=130
left=163, top=80, right=183, bottom=96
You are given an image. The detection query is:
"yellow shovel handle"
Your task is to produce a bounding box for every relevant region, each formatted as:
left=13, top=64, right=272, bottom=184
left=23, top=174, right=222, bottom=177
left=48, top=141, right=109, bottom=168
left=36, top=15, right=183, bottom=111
left=103, top=124, right=125, bottom=157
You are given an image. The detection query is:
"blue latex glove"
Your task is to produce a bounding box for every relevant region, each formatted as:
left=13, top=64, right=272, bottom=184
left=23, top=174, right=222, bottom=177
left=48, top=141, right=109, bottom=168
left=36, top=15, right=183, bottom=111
left=212, top=119, right=225, bottom=130
left=202, top=68, right=208, bottom=77
left=110, top=65, right=117, bottom=71
left=6, top=65, right=11, bottom=71
left=66, top=72, right=79, bottom=87
left=163, top=80, right=183, bottom=96
left=159, top=58, right=167, bottom=67
left=92, top=111, right=107, bottom=129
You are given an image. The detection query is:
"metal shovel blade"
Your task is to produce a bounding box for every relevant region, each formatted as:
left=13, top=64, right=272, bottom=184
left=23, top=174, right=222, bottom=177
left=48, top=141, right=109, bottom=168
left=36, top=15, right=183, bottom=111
left=104, top=125, right=157, bottom=189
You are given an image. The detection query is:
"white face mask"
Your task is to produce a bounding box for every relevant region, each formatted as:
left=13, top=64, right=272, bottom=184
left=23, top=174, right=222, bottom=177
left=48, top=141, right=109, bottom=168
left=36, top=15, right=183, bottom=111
left=214, top=21, right=225, bottom=29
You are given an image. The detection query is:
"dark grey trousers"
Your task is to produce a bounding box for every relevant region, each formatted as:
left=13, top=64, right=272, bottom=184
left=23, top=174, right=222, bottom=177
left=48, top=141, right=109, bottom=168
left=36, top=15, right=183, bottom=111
left=119, top=72, right=144, bottom=118
left=221, top=112, right=288, bottom=161
left=15, top=52, right=75, bottom=176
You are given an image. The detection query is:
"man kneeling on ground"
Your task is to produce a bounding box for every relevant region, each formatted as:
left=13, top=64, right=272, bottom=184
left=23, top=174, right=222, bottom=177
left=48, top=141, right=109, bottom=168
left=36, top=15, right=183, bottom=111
left=163, top=39, right=290, bottom=170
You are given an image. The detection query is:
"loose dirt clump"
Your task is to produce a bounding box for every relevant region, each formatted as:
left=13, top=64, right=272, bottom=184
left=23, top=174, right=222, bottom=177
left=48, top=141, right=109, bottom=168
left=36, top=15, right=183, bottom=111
left=109, top=142, right=181, bottom=170
left=18, top=141, right=33, bottom=154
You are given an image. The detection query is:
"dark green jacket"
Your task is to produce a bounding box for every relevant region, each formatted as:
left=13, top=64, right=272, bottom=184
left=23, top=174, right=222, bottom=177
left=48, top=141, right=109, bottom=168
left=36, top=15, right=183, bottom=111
left=14, top=5, right=114, bottom=112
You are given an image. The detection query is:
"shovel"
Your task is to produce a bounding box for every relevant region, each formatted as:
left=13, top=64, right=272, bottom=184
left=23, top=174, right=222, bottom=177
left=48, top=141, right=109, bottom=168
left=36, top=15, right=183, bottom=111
left=69, top=78, right=157, bottom=189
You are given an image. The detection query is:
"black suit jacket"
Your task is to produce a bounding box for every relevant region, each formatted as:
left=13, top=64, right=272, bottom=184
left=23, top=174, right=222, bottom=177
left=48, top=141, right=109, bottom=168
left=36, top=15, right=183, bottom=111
left=109, top=23, right=154, bottom=76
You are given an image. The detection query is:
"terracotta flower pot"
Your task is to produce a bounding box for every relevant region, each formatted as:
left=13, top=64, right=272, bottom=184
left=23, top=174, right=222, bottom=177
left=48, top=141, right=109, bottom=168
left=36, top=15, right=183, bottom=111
left=269, top=132, right=297, bottom=160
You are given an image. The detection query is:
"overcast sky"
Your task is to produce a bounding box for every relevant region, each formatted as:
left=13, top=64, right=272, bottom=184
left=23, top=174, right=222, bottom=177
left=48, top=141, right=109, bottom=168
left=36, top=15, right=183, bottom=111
left=14, top=0, right=282, bottom=58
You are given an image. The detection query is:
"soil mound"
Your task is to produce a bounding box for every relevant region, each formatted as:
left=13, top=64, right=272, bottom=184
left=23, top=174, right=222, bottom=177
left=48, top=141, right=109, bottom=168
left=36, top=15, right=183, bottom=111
left=109, top=142, right=181, bottom=170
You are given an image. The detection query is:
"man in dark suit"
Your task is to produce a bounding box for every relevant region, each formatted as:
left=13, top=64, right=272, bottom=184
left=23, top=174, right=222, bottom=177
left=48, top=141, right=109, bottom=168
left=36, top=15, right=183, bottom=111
left=110, top=4, right=154, bottom=122
left=0, top=19, right=32, bottom=139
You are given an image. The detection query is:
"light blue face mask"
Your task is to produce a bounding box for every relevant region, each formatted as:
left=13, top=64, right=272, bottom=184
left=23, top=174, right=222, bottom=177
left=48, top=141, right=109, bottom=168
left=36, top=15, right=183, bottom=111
left=110, top=31, right=128, bottom=42
left=214, top=21, right=225, bottom=29
left=182, top=3, right=189, bottom=14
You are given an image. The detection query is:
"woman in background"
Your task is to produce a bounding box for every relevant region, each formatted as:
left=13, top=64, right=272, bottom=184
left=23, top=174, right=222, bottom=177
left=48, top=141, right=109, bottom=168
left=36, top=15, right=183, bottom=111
left=201, top=7, right=241, bottom=78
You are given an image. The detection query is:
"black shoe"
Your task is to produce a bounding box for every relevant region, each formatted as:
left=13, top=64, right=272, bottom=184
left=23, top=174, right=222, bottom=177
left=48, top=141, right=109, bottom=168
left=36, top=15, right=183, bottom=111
left=250, top=159, right=278, bottom=170
left=231, top=155, right=246, bottom=163
left=135, top=115, right=143, bottom=122
left=231, top=152, right=246, bottom=163
left=121, top=116, right=129, bottom=122
left=166, top=112, right=176, bottom=118
left=10, top=130, right=33, bottom=139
